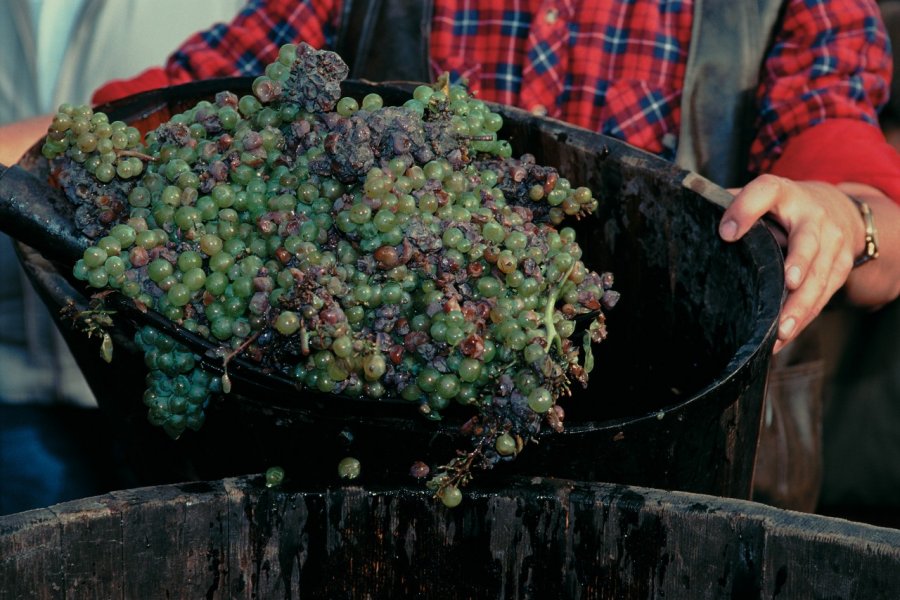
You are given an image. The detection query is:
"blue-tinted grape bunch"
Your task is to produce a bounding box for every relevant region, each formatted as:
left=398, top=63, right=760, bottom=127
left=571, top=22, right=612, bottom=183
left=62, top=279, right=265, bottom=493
left=135, top=325, right=221, bottom=439
left=44, top=42, right=617, bottom=504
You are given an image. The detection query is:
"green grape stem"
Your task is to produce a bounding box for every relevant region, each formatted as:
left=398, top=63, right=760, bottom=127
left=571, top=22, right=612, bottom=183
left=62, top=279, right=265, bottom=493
left=220, top=330, right=261, bottom=392
left=299, top=320, right=310, bottom=356
left=115, top=149, right=157, bottom=162
left=223, top=330, right=261, bottom=366
left=543, top=260, right=578, bottom=353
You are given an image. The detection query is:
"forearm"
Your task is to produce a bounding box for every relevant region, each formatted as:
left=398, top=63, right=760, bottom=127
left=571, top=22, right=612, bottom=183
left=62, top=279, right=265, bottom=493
left=0, top=115, right=52, bottom=166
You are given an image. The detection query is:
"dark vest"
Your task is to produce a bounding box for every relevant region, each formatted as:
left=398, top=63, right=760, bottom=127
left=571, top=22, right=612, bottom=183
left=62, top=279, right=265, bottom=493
left=334, top=0, right=787, bottom=188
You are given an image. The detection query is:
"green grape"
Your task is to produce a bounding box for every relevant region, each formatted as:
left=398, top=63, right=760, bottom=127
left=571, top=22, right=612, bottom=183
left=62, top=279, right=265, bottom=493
left=363, top=353, right=386, bottom=381
left=148, top=258, right=173, bottom=283
left=435, top=374, right=460, bottom=399
left=265, top=466, right=285, bottom=488
left=104, top=256, right=126, bottom=277
left=361, top=93, right=383, bottom=111
left=439, top=485, right=463, bottom=508
left=457, top=358, right=482, bottom=383
left=275, top=311, right=301, bottom=335
left=527, top=388, right=554, bottom=413
left=87, top=267, right=109, bottom=288
left=417, top=368, right=441, bottom=393
left=337, top=457, right=361, bottom=480
left=495, top=433, right=517, bottom=456
left=82, top=246, right=108, bottom=268
left=336, top=96, right=359, bottom=116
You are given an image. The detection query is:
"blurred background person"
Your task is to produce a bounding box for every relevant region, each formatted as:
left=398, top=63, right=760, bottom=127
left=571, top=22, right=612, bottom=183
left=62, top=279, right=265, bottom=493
left=0, top=0, right=245, bottom=515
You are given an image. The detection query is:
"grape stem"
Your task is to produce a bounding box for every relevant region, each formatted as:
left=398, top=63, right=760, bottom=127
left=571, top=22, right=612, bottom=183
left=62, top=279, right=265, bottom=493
left=299, top=321, right=310, bottom=356
left=220, top=331, right=261, bottom=389
left=543, top=261, right=577, bottom=353
left=223, top=331, right=261, bottom=365
left=115, top=149, right=158, bottom=162
left=436, top=435, right=488, bottom=496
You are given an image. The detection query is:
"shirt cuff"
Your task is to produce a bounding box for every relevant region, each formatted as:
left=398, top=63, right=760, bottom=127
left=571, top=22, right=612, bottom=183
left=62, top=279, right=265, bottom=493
left=91, top=67, right=174, bottom=107
left=770, top=119, right=900, bottom=205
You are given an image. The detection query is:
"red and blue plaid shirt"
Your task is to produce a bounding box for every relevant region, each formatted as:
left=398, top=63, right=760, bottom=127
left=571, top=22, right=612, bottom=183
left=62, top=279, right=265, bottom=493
left=94, top=0, right=892, bottom=178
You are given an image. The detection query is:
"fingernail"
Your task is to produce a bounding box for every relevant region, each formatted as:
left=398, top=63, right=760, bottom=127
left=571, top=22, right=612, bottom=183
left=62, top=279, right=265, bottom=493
left=720, top=220, right=737, bottom=241
left=786, top=265, right=801, bottom=287
left=779, top=317, right=796, bottom=339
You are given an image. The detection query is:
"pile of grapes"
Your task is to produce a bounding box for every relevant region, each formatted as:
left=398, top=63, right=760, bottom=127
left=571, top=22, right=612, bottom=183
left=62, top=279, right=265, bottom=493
left=42, top=43, right=618, bottom=505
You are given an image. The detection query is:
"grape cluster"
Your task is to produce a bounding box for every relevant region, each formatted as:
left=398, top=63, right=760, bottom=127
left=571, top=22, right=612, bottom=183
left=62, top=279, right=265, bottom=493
left=250, top=41, right=349, bottom=113
left=475, top=154, right=599, bottom=225
left=41, top=106, right=146, bottom=237
left=135, top=325, right=221, bottom=440
left=46, top=42, right=617, bottom=502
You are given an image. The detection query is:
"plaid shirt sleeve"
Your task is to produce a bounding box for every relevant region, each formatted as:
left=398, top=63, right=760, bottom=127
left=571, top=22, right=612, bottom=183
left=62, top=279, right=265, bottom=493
left=93, top=0, right=342, bottom=104
left=751, top=0, right=892, bottom=174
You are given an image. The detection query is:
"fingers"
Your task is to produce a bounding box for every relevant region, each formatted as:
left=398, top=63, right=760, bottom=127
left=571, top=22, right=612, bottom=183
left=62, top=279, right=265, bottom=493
left=782, top=221, right=820, bottom=291
left=774, top=247, right=842, bottom=353
left=718, top=176, right=859, bottom=354
left=719, top=175, right=786, bottom=242
left=773, top=223, right=854, bottom=352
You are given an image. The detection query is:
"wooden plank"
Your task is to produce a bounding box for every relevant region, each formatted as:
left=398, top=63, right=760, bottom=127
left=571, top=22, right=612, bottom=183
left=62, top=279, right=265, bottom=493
left=54, top=496, right=121, bottom=599
left=113, top=481, right=230, bottom=599
left=759, top=511, right=900, bottom=599
left=224, top=476, right=314, bottom=599
left=557, top=483, right=768, bottom=599
left=0, top=508, right=63, bottom=600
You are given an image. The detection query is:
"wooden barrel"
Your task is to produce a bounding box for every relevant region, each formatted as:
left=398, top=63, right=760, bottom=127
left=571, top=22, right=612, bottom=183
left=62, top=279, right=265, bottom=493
left=2, top=476, right=899, bottom=599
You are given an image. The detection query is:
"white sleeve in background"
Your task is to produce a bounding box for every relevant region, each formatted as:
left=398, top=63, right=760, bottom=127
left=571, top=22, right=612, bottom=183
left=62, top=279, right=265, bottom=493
left=1, top=0, right=247, bottom=123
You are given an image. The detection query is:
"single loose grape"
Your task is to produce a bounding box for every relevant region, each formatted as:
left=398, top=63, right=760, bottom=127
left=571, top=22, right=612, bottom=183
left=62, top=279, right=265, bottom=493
left=439, top=485, right=463, bottom=508
left=167, top=283, right=192, bottom=307
left=477, top=276, right=502, bottom=298
left=87, top=267, right=109, bottom=288
left=457, top=358, right=482, bottom=383
left=527, top=388, right=554, bottom=413
left=363, top=353, right=387, bottom=381
left=337, top=457, right=361, bottom=480
left=110, top=224, right=137, bottom=248
left=435, top=374, right=460, bottom=399
left=104, top=256, right=126, bottom=277
left=265, top=466, right=285, bottom=488
left=495, top=433, right=517, bottom=456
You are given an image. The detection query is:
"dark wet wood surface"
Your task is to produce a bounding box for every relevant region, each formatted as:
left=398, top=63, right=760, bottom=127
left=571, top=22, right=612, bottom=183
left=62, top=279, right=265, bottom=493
left=3, top=476, right=899, bottom=599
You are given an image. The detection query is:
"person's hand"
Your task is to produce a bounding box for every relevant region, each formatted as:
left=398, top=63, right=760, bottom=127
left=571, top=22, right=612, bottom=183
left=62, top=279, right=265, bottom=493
left=719, top=174, right=866, bottom=354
